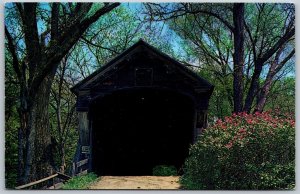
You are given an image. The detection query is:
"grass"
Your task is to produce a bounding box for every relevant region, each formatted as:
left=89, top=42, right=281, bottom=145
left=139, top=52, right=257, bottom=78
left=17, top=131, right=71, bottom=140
left=62, top=173, right=99, bottom=189
left=152, top=165, right=178, bottom=176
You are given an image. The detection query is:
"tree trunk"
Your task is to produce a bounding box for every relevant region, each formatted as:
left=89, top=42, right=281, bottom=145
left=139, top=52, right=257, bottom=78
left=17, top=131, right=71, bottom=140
left=254, top=49, right=293, bottom=112
left=18, top=68, right=57, bottom=185
left=243, top=61, right=263, bottom=113
left=56, top=140, right=66, bottom=173
left=60, top=146, right=66, bottom=173
left=255, top=69, right=275, bottom=113
left=232, top=3, right=245, bottom=113
left=33, top=72, right=55, bottom=180
left=10, top=3, right=121, bottom=185
left=18, top=78, right=34, bottom=185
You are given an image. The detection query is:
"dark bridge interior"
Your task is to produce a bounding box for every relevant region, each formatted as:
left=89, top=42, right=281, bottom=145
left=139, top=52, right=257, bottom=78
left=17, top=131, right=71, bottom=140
left=91, top=88, right=195, bottom=176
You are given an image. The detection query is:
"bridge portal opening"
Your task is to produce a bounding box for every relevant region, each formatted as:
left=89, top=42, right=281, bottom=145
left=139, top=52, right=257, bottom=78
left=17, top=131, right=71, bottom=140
left=91, top=88, right=195, bottom=175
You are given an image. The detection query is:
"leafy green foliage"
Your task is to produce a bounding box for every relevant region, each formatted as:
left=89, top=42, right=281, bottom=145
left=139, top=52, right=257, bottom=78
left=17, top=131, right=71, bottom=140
left=62, top=173, right=99, bottom=189
left=265, top=77, right=295, bottom=113
left=5, top=2, right=295, bottom=188
left=5, top=51, right=19, bottom=189
left=196, top=70, right=233, bottom=120
left=166, top=3, right=294, bottom=114
left=5, top=127, right=18, bottom=189
left=152, top=165, right=178, bottom=176
left=49, top=60, right=79, bottom=173
left=82, top=4, right=179, bottom=69
left=181, top=111, right=295, bottom=190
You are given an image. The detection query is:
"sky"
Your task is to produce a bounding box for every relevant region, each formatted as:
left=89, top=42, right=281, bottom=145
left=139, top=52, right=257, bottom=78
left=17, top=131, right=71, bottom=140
left=124, top=2, right=185, bottom=57
left=0, top=1, right=297, bottom=192
left=123, top=2, right=295, bottom=78
left=3, top=2, right=295, bottom=78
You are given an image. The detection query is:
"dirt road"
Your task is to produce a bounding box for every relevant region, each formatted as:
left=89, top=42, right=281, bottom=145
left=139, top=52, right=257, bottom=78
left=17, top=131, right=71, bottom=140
left=89, top=176, right=181, bottom=190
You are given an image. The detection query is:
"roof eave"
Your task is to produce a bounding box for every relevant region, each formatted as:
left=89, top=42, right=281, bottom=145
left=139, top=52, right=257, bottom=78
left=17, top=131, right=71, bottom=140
left=71, top=39, right=214, bottom=94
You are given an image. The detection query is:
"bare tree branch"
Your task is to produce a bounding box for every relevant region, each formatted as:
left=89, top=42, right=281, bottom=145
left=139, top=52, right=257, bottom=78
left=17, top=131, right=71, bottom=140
left=51, top=3, right=59, bottom=41
left=80, top=36, right=119, bottom=54
left=5, top=25, right=22, bottom=81
left=30, top=3, right=120, bottom=96
left=260, top=26, right=294, bottom=63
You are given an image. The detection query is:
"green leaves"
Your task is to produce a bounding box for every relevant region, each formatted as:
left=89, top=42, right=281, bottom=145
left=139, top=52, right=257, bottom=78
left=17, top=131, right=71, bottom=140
left=181, top=111, right=295, bottom=190
left=62, top=173, right=99, bottom=189
left=152, top=165, right=177, bottom=176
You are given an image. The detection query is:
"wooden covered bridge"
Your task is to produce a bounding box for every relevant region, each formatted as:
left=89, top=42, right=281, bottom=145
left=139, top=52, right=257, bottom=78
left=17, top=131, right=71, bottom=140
left=71, top=40, right=214, bottom=176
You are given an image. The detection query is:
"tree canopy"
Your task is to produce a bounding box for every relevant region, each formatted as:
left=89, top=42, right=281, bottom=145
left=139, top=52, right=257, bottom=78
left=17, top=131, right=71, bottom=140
left=4, top=2, right=295, bottom=188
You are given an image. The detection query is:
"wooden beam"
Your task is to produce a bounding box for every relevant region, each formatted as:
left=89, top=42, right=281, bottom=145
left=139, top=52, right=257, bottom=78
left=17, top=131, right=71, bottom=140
left=78, top=112, right=89, bottom=146
left=15, top=172, right=71, bottom=189
left=57, top=172, right=72, bottom=180
left=77, top=170, right=88, bottom=176
left=47, top=182, right=64, bottom=189
left=76, top=159, right=89, bottom=168
left=15, top=174, right=58, bottom=189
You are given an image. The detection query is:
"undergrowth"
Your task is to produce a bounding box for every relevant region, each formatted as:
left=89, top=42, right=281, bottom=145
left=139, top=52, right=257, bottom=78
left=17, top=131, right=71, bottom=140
left=152, top=165, right=178, bottom=176
left=181, top=111, right=295, bottom=190
left=62, top=173, right=99, bottom=189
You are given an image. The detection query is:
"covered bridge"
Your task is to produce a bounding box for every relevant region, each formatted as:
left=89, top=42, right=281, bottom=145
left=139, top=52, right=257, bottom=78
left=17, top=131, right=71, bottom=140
left=71, top=40, right=214, bottom=176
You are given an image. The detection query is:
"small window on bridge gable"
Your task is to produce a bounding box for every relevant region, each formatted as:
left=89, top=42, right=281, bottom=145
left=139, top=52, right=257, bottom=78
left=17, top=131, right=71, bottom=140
left=135, top=68, right=153, bottom=86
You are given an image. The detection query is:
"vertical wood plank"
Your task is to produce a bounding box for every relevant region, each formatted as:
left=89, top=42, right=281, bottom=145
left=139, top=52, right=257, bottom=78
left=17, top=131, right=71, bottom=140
left=78, top=112, right=89, bottom=146
left=72, top=162, right=76, bottom=176
left=193, top=109, right=198, bottom=143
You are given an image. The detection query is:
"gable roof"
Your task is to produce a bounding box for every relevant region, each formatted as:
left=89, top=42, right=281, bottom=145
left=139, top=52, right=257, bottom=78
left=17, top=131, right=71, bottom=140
left=71, top=39, right=213, bottom=95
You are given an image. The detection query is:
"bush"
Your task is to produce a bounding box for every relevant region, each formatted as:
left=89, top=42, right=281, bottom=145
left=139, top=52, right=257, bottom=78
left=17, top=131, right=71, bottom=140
left=62, top=173, right=99, bottom=189
left=153, top=165, right=178, bottom=176
left=180, top=111, right=295, bottom=190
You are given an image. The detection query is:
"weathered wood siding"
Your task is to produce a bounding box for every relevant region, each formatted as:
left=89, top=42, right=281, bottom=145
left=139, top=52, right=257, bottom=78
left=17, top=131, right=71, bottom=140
left=71, top=40, right=214, bottom=174
left=78, top=112, right=89, bottom=147
left=76, top=50, right=212, bottom=112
